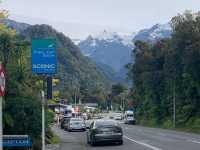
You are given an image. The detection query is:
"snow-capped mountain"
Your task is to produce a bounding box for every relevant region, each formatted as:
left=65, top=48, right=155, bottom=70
left=93, top=30, right=135, bottom=46
left=134, top=23, right=172, bottom=42
left=77, top=23, right=172, bottom=84
left=78, top=31, right=135, bottom=71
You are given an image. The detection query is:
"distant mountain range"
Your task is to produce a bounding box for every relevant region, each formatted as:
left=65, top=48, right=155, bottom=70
left=3, top=18, right=172, bottom=85
left=77, top=24, right=172, bottom=84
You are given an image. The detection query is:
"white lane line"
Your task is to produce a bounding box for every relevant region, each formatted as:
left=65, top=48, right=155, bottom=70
left=124, top=135, right=163, bottom=150
left=188, top=140, right=200, bottom=144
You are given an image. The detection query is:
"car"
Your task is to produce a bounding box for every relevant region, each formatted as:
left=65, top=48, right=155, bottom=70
left=60, top=118, right=70, bottom=129
left=82, top=113, right=88, bottom=120
left=87, top=119, right=123, bottom=146
left=124, top=110, right=136, bottom=125
left=67, top=118, right=86, bottom=131
left=114, top=113, right=123, bottom=120
left=85, top=120, right=93, bottom=129
left=109, top=116, right=114, bottom=119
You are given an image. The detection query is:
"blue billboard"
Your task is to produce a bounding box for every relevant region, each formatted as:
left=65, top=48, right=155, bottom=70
left=32, top=39, right=57, bottom=74
left=3, top=135, right=32, bottom=148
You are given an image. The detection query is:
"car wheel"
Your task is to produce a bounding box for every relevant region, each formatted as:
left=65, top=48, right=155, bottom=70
left=91, top=140, right=96, bottom=146
left=87, top=135, right=90, bottom=144
left=90, top=137, right=96, bottom=146
left=118, top=140, right=123, bottom=145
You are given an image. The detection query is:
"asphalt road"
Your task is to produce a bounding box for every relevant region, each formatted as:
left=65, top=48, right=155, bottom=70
left=53, top=119, right=200, bottom=150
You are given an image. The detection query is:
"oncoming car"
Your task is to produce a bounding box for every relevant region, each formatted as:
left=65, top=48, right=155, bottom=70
left=87, top=120, right=123, bottom=146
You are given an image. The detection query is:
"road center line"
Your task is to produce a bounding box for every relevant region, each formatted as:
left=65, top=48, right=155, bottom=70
left=124, top=135, right=163, bottom=150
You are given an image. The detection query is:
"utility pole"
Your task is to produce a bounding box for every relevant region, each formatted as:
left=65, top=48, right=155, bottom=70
left=41, top=90, right=45, bottom=150
left=75, top=87, right=77, bottom=117
left=173, top=83, right=176, bottom=128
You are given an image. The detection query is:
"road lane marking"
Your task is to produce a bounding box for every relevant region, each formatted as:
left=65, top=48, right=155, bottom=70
left=124, top=135, right=163, bottom=150
left=187, top=140, right=200, bottom=144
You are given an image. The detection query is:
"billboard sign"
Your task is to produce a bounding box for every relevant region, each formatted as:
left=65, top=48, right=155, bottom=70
left=32, top=39, right=57, bottom=74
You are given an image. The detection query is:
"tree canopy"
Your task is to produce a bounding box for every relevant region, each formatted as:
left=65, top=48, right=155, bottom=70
left=128, top=12, right=200, bottom=131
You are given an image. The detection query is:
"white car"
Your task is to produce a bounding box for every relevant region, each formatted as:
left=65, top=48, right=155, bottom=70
left=114, top=113, right=123, bottom=120
left=67, top=118, right=86, bottom=131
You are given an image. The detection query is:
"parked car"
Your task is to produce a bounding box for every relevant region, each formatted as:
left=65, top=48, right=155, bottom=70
left=67, top=118, right=86, bottom=131
left=87, top=119, right=123, bottom=146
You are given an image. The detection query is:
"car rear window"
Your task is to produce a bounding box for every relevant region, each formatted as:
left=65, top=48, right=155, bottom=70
left=70, top=118, right=83, bottom=121
left=95, top=120, right=118, bottom=128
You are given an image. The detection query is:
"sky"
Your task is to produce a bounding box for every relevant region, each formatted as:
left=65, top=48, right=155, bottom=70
left=0, top=0, right=200, bottom=39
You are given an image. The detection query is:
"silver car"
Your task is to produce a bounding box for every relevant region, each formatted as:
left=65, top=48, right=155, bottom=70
left=67, top=118, right=86, bottom=132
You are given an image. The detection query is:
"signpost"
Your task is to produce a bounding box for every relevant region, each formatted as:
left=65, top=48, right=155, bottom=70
left=32, top=39, right=57, bottom=150
left=0, top=62, right=5, bottom=150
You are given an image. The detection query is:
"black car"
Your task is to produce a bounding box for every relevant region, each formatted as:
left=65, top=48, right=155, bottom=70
left=60, top=117, right=70, bottom=130
left=87, top=120, right=123, bottom=146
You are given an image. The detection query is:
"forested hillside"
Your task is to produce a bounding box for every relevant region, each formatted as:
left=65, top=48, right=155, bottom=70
left=128, top=12, right=200, bottom=132
left=0, top=14, right=46, bottom=149
left=20, top=24, right=110, bottom=103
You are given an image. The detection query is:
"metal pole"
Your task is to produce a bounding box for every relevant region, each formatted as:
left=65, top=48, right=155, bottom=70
left=0, top=96, right=2, bottom=150
left=41, top=90, right=45, bottom=150
left=75, top=88, right=77, bottom=117
left=173, top=84, right=176, bottom=128
left=123, top=98, right=125, bottom=113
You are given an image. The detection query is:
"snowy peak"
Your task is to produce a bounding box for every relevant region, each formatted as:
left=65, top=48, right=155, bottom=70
left=134, top=23, right=172, bottom=42
left=84, top=30, right=135, bottom=47
left=95, top=30, right=119, bottom=41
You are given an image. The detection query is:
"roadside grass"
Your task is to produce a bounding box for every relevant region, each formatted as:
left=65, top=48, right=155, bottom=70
left=137, top=117, right=200, bottom=134
left=46, top=127, right=60, bottom=144
left=47, top=134, right=60, bottom=144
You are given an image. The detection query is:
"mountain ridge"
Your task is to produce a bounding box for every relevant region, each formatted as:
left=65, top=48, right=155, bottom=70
left=77, top=23, right=172, bottom=84
left=3, top=19, right=111, bottom=99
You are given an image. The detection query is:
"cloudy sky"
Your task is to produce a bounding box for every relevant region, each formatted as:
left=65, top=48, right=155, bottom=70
left=0, top=0, right=200, bottom=39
